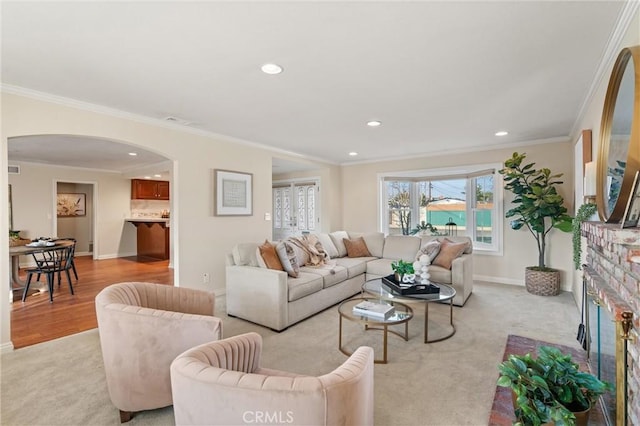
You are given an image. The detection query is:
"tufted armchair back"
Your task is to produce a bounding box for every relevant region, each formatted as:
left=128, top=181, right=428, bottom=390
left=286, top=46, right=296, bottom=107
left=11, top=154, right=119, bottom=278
left=95, top=282, right=222, bottom=423
left=170, top=332, right=374, bottom=426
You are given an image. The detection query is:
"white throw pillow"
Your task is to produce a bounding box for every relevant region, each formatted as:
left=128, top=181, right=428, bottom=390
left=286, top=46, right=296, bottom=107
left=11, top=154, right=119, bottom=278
left=329, top=231, right=349, bottom=257
left=415, top=240, right=441, bottom=263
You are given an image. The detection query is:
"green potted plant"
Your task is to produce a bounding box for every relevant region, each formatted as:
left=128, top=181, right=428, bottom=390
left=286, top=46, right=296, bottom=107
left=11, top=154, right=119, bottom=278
left=497, top=346, right=612, bottom=426
left=572, top=203, right=597, bottom=271
left=409, top=221, right=440, bottom=236
left=499, top=152, right=573, bottom=296
left=391, top=259, right=414, bottom=282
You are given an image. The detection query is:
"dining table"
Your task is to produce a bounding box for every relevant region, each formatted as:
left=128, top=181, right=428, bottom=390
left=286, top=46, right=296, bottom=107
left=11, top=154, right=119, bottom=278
left=8, top=240, right=75, bottom=301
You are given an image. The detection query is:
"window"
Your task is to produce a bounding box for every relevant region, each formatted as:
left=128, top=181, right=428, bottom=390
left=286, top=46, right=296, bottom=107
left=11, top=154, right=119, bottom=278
left=379, top=164, right=502, bottom=253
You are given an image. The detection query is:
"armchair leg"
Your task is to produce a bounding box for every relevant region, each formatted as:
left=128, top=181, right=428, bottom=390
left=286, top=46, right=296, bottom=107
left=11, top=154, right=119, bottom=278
left=119, top=410, right=133, bottom=423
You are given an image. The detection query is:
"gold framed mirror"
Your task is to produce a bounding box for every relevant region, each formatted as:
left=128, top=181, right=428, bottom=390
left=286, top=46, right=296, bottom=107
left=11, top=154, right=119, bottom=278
left=597, top=46, right=640, bottom=222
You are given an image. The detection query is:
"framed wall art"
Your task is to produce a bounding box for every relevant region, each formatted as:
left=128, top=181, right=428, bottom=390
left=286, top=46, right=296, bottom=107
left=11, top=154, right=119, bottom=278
left=57, top=193, right=86, bottom=217
left=621, top=171, right=640, bottom=228
left=214, top=169, right=253, bottom=216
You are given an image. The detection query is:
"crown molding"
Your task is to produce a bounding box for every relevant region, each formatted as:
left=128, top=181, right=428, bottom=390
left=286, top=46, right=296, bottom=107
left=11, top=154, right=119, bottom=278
left=340, top=136, right=570, bottom=168
left=570, top=0, right=640, bottom=139
left=1, top=84, right=336, bottom=167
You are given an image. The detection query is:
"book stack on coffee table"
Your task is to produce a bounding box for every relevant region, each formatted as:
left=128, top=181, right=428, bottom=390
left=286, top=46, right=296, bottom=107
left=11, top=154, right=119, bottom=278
left=352, top=300, right=395, bottom=319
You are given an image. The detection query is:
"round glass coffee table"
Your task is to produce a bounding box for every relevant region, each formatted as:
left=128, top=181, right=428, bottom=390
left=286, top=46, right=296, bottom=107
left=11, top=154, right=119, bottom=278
left=362, top=279, right=456, bottom=343
left=338, top=297, right=413, bottom=364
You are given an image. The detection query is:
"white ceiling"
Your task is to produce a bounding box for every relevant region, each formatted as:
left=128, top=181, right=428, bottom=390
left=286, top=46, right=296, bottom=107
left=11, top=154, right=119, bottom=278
left=1, top=1, right=632, bottom=173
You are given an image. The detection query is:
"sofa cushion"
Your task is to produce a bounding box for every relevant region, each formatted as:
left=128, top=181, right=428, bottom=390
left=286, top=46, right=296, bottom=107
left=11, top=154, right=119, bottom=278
left=344, top=237, right=372, bottom=258
left=287, top=272, right=324, bottom=302
left=275, top=241, right=300, bottom=278
left=348, top=232, right=384, bottom=258
left=365, top=258, right=395, bottom=277
left=258, top=240, right=284, bottom=271
left=315, top=233, right=338, bottom=258
left=232, top=243, right=260, bottom=266
left=299, top=264, right=348, bottom=288
left=428, top=265, right=452, bottom=284
left=415, top=240, right=441, bottom=263
left=432, top=238, right=467, bottom=269
left=335, top=256, right=376, bottom=278
left=382, top=235, right=421, bottom=261
left=329, top=231, right=350, bottom=257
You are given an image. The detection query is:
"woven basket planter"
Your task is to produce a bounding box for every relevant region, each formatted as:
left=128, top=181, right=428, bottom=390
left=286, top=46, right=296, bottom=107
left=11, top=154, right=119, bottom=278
left=525, top=267, right=560, bottom=296
left=9, top=238, right=30, bottom=247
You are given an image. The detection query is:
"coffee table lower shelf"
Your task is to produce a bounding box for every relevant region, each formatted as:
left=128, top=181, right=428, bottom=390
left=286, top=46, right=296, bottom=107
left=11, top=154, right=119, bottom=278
left=338, top=297, right=413, bottom=364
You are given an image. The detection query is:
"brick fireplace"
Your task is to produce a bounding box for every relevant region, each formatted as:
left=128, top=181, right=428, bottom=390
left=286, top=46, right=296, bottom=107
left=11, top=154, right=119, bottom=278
left=582, top=222, right=638, bottom=425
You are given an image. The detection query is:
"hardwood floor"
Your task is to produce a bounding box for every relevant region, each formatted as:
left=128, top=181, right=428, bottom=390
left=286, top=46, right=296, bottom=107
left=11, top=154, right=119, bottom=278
left=10, top=255, right=173, bottom=349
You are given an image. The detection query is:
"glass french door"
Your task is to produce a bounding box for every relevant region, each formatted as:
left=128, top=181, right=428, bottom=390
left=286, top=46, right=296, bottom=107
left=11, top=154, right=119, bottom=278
left=272, top=181, right=318, bottom=241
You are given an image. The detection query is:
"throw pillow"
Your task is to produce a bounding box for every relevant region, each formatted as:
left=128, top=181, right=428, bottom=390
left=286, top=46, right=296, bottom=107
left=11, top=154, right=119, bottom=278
left=329, top=231, right=350, bottom=257
left=258, top=240, right=284, bottom=271
left=432, top=238, right=467, bottom=270
left=415, top=240, right=441, bottom=263
left=343, top=237, right=372, bottom=258
left=275, top=241, right=300, bottom=278
left=316, top=233, right=338, bottom=258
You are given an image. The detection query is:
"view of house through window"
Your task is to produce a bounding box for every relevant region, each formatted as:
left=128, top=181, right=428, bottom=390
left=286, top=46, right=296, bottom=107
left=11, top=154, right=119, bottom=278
left=382, top=165, right=501, bottom=252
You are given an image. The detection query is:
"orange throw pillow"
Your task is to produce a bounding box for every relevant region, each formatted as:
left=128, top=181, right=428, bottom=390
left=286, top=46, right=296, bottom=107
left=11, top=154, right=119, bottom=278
left=343, top=237, right=372, bottom=258
left=259, top=240, right=284, bottom=271
left=432, top=238, right=467, bottom=269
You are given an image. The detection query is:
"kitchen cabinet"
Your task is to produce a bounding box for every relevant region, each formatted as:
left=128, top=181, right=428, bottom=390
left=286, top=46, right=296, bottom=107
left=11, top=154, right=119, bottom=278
left=131, top=179, right=170, bottom=200
left=126, top=219, right=170, bottom=260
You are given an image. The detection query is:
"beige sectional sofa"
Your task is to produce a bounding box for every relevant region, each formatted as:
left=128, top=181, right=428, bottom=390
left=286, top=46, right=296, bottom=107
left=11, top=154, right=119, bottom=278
left=225, top=231, right=473, bottom=331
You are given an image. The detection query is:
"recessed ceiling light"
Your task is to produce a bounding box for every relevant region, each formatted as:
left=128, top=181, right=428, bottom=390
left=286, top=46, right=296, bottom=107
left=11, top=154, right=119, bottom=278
left=495, top=131, right=509, bottom=136
left=128, top=152, right=137, bottom=156
left=144, top=176, right=152, bottom=179
left=154, top=174, right=162, bottom=178
left=349, top=152, right=358, bottom=156
left=367, top=121, right=381, bottom=127
left=261, top=63, right=283, bottom=75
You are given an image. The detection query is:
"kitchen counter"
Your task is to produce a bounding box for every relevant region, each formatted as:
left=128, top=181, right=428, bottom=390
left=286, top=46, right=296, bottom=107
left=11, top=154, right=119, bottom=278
left=125, top=218, right=170, bottom=223
left=126, top=219, right=170, bottom=260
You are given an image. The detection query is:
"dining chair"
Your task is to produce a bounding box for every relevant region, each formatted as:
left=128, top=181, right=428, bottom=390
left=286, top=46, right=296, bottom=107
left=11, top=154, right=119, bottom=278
left=32, top=239, right=77, bottom=287
left=23, top=245, right=75, bottom=302
left=54, top=238, right=79, bottom=280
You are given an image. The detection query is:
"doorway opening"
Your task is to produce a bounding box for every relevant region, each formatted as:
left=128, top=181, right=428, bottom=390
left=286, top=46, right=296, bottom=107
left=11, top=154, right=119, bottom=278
left=54, top=181, right=96, bottom=258
left=272, top=178, right=320, bottom=240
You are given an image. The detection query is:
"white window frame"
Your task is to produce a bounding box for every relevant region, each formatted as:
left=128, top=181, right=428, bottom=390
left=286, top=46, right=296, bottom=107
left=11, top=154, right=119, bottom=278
left=377, top=163, right=503, bottom=255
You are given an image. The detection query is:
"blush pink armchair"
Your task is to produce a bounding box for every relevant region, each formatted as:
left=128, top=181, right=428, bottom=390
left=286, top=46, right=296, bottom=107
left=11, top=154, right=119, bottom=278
left=170, top=332, right=374, bottom=426
left=95, top=282, right=223, bottom=423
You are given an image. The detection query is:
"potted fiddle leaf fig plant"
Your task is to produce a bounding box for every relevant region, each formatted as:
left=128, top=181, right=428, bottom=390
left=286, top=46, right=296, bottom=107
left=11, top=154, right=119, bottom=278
left=497, top=345, right=612, bottom=426
left=499, top=152, right=573, bottom=296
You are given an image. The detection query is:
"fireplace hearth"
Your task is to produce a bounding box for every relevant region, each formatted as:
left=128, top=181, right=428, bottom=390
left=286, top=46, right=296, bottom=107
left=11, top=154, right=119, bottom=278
left=583, top=222, right=638, bottom=426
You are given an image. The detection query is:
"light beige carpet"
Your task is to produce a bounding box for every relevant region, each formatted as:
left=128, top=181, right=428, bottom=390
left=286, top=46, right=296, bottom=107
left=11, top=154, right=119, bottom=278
left=0, top=281, right=583, bottom=426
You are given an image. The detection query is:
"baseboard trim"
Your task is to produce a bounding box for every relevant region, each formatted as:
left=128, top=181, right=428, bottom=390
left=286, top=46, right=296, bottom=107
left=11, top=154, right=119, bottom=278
left=97, top=252, right=137, bottom=260
left=1, top=341, right=15, bottom=353
left=474, top=275, right=523, bottom=286
left=474, top=275, right=573, bottom=292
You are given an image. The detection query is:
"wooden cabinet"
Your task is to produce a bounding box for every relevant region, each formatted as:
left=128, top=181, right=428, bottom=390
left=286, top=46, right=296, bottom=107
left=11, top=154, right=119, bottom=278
left=131, top=179, right=170, bottom=200
left=129, top=221, right=170, bottom=260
